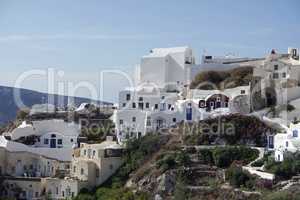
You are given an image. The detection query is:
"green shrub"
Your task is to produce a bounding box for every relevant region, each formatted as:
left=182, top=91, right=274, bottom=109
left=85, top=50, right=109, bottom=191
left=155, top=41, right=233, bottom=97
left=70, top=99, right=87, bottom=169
left=198, top=149, right=214, bottom=165
left=175, top=151, right=191, bottom=167
left=213, top=146, right=259, bottom=168
left=226, top=165, right=254, bottom=189
left=157, top=153, right=177, bottom=171
left=251, top=158, right=264, bottom=167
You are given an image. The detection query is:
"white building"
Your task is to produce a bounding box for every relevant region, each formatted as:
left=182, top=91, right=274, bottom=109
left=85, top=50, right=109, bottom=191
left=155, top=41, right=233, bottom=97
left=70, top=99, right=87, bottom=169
left=272, top=122, right=300, bottom=162
left=0, top=134, right=123, bottom=199
left=71, top=139, right=123, bottom=187
left=140, top=46, right=196, bottom=91
left=4, top=119, right=80, bottom=149
left=253, top=48, right=300, bottom=105
left=113, top=47, right=253, bottom=143
left=0, top=136, right=72, bottom=177
left=30, top=104, right=56, bottom=115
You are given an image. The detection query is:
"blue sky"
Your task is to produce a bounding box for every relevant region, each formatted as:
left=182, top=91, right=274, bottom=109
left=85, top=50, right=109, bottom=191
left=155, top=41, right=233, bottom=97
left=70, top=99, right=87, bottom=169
left=0, top=0, right=299, bottom=102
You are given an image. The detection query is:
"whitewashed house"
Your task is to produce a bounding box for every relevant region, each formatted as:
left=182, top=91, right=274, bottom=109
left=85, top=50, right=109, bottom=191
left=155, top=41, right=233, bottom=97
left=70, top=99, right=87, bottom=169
left=4, top=119, right=80, bottom=149
left=71, top=139, right=123, bottom=188
left=253, top=48, right=300, bottom=105
left=0, top=136, right=72, bottom=177
left=273, top=122, right=300, bottom=162
left=140, top=46, right=197, bottom=91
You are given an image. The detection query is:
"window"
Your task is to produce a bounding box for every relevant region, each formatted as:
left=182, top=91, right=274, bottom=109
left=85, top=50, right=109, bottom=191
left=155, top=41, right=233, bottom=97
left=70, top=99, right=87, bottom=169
left=168, top=104, right=172, bottom=109
left=241, top=90, right=245, bottom=94
left=119, top=119, right=123, bottom=125
left=122, top=103, right=126, bottom=107
left=130, top=132, right=134, bottom=137
left=188, top=103, right=192, bottom=107
left=62, top=191, right=64, bottom=197
left=132, top=117, right=136, bottom=122
left=286, top=141, right=289, bottom=147
left=96, top=169, right=99, bottom=177
left=73, top=166, right=76, bottom=173
left=145, top=102, right=150, bottom=108
left=293, top=130, right=298, bottom=137
left=269, top=135, right=274, bottom=148
left=126, top=93, right=131, bottom=101
left=138, top=132, right=142, bottom=138
left=84, top=150, right=87, bottom=155
left=139, top=97, right=143, bottom=101
left=44, top=139, right=49, bottom=144
left=146, top=117, right=151, bottom=126
left=138, top=102, right=143, bottom=109
left=56, top=187, right=59, bottom=195
left=173, top=118, right=176, bottom=123
left=81, top=168, right=84, bottom=175
left=210, top=102, right=214, bottom=107
left=282, top=72, right=286, bottom=78
left=132, top=102, right=136, bottom=108
left=216, top=97, right=221, bottom=101
left=274, top=65, right=279, bottom=70
left=51, top=134, right=56, bottom=138
left=273, top=73, right=279, bottom=79
left=93, top=150, right=96, bottom=156
left=154, top=104, right=158, bottom=109
left=70, top=138, right=74, bottom=143
left=161, top=96, right=165, bottom=100
left=57, top=139, right=62, bottom=145
left=199, top=101, right=205, bottom=108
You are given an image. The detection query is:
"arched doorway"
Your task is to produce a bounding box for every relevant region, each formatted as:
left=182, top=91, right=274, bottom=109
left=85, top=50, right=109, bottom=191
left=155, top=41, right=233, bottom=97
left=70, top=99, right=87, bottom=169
left=205, top=94, right=229, bottom=111
left=265, top=87, right=277, bottom=106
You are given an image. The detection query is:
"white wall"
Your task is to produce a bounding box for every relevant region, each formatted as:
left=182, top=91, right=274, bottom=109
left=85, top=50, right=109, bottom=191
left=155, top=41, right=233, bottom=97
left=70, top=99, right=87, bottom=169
left=140, top=56, right=167, bottom=88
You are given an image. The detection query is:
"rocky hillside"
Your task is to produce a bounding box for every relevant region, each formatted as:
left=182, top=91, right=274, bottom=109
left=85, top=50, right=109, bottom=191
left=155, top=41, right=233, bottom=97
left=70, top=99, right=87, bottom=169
left=182, top=114, right=276, bottom=147
left=0, top=85, right=111, bottom=125
left=73, top=125, right=300, bottom=200
left=190, top=67, right=253, bottom=90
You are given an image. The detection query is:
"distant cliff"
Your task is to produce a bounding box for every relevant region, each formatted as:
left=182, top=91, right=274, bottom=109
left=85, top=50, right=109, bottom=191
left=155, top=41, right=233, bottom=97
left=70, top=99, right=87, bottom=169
left=0, top=85, right=111, bottom=125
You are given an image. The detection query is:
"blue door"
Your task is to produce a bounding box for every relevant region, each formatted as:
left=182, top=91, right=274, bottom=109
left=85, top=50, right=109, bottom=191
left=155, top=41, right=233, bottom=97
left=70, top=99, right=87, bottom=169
left=50, top=139, right=56, bottom=148
left=186, top=107, right=192, bottom=121
left=268, top=136, right=274, bottom=149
